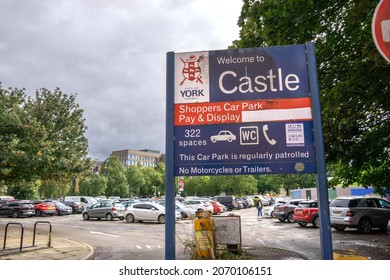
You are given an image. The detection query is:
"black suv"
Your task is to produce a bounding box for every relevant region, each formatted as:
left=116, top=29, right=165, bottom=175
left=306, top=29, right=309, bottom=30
left=214, top=196, right=237, bottom=211
left=0, top=201, right=35, bottom=218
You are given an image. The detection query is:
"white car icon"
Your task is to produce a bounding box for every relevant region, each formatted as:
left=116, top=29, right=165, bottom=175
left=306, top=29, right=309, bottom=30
left=210, top=130, right=236, bottom=143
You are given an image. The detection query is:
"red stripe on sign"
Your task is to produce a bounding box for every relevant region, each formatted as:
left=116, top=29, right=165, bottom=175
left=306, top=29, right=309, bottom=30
left=174, top=97, right=312, bottom=126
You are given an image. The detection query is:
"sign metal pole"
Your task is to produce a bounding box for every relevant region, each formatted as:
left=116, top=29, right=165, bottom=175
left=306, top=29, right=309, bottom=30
left=165, top=51, right=176, bottom=260
left=306, top=42, right=333, bottom=260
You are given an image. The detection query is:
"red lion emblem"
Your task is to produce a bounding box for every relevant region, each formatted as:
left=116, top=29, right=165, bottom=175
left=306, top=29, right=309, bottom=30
left=180, top=54, right=204, bottom=86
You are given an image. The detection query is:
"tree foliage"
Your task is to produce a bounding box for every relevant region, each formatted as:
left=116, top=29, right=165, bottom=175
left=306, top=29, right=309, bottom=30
left=0, top=86, right=91, bottom=190
left=79, top=173, right=107, bottom=196
left=24, top=88, right=91, bottom=180
left=232, top=0, right=390, bottom=194
left=126, top=165, right=145, bottom=197
left=101, top=155, right=128, bottom=198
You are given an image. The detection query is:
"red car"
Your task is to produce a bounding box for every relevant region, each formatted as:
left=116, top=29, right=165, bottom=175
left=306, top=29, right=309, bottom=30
left=293, top=200, right=319, bottom=228
left=210, top=200, right=223, bottom=215
left=33, top=200, right=56, bottom=216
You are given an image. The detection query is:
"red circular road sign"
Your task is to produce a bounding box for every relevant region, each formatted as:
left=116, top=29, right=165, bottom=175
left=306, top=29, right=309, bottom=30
left=372, top=0, right=390, bottom=62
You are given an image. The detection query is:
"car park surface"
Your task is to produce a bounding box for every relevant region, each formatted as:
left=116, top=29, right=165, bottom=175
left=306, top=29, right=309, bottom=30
left=1, top=206, right=389, bottom=260
left=330, top=196, right=390, bottom=233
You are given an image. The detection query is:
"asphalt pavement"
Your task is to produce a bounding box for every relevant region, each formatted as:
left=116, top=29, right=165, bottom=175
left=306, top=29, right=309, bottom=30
left=0, top=226, right=373, bottom=260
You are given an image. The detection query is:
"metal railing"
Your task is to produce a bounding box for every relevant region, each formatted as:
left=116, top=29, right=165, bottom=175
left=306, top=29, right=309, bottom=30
left=32, top=221, right=52, bottom=248
left=2, top=221, right=52, bottom=252
left=3, top=222, right=24, bottom=252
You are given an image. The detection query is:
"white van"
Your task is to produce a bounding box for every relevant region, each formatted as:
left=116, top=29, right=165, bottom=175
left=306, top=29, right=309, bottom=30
left=0, top=195, right=15, bottom=201
left=64, top=196, right=98, bottom=208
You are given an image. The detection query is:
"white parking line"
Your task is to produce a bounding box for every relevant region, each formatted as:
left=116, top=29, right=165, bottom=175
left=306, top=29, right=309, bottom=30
left=90, top=231, right=120, bottom=238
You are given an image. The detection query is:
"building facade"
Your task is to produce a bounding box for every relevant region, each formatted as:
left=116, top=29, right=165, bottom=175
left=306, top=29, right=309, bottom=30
left=290, top=186, right=376, bottom=200
left=111, top=149, right=165, bottom=168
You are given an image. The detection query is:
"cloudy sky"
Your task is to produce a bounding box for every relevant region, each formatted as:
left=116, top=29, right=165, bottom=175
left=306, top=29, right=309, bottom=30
left=0, top=0, right=242, bottom=161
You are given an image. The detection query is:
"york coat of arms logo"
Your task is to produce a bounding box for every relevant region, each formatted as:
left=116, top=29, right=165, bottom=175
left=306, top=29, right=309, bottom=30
left=180, top=54, right=204, bottom=85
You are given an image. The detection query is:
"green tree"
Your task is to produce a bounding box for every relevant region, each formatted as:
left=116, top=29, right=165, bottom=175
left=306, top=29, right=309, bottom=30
left=183, top=176, right=211, bottom=196
left=39, top=178, right=71, bottom=199
left=0, top=86, right=45, bottom=184
left=254, top=175, right=280, bottom=195
left=126, top=165, right=145, bottom=197
left=142, top=167, right=164, bottom=197
left=79, top=173, right=107, bottom=196
left=1, top=86, right=91, bottom=186
left=101, top=156, right=128, bottom=198
left=7, top=180, right=39, bottom=200
left=233, top=0, right=390, bottom=194
left=24, top=87, right=91, bottom=181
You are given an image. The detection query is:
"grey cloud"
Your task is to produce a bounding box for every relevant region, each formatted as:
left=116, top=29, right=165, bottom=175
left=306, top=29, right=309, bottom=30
left=0, top=0, right=241, bottom=161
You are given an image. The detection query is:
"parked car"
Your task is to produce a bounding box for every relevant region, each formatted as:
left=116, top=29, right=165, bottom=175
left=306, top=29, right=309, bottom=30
left=33, top=200, right=57, bottom=217
left=183, top=199, right=214, bottom=213
left=0, top=200, right=35, bottom=218
left=63, top=200, right=83, bottom=214
left=156, top=200, right=195, bottom=219
left=387, top=219, right=390, bottom=237
left=245, top=196, right=254, bottom=207
left=237, top=197, right=250, bottom=209
left=50, top=200, right=73, bottom=216
left=330, top=196, right=390, bottom=233
left=262, top=205, right=275, bottom=217
left=122, top=200, right=138, bottom=211
left=273, top=199, right=306, bottom=223
left=175, top=201, right=195, bottom=219
left=214, top=196, right=237, bottom=211
left=273, top=197, right=288, bottom=206
left=209, top=200, right=223, bottom=214
left=82, top=201, right=125, bottom=221
left=235, top=198, right=244, bottom=210
left=64, top=196, right=99, bottom=209
left=0, top=195, right=15, bottom=202
left=259, top=195, right=272, bottom=206
left=124, top=202, right=181, bottom=224
left=293, top=200, right=319, bottom=227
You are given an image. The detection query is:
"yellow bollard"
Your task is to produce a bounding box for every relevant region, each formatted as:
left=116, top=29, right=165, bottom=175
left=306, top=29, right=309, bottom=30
left=194, top=211, right=215, bottom=259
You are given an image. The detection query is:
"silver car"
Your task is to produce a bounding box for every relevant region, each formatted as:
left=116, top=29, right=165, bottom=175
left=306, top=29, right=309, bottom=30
left=124, top=202, right=181, bottom=224
left=330, top=196, right=390, bottom=233
left=82, top=201, right=125, bottom=221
